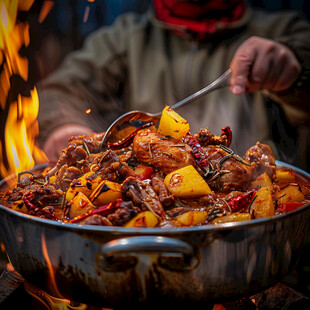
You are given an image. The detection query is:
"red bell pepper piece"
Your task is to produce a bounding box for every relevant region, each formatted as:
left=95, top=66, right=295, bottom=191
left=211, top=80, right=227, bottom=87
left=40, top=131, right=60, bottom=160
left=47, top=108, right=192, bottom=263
left=133, top=164, right=154, bottom=181
left=221, top=126, right=232, bottom=147
left=227, top=188, right=258, bottom=212
left=69, top=198, right=123, bottom=223
left=277, top=202, right=307, bottom=214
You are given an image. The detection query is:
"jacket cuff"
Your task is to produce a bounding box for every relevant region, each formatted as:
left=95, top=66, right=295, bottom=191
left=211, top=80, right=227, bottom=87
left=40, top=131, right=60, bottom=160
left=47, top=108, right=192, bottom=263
left=278, top=40, right=310, bottom=89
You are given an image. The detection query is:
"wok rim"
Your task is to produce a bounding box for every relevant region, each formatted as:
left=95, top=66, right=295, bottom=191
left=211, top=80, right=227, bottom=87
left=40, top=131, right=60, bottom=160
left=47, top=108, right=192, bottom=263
left=0, top=160, right=309, bottom=235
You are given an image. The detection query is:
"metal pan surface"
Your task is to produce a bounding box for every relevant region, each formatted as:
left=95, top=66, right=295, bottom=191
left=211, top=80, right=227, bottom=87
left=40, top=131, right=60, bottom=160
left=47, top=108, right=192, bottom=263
left=0, top=161, right=309, bottom=307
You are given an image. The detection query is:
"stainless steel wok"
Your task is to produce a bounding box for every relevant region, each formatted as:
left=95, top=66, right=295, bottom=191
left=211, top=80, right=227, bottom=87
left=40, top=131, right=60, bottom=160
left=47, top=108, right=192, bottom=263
left=0, top=161, right=309, bottom=308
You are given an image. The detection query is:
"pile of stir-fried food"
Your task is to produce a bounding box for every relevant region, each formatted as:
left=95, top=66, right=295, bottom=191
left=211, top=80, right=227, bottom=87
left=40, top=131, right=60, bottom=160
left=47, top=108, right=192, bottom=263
left=1, top=107, right=310, bottom=228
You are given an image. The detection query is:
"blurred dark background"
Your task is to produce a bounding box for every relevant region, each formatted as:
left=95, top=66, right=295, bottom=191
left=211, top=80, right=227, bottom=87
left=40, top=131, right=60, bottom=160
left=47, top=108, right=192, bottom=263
left=23, top=0, right=310, bottom=87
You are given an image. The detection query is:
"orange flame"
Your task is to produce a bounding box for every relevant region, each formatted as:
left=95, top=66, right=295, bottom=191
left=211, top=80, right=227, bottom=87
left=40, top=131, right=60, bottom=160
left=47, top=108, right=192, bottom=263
left=40, top=234, right=114, bottom=309
left=83, top=6, right=90, bottom=23
left=41, top=233, right=64, bottom=299
left=25, top=281, right=88, bottom=310
left=0, top=0, right=48, bottom=178
left=25, top=280, right=114, bottom=310
left=39, top=0, right=55, bottom=24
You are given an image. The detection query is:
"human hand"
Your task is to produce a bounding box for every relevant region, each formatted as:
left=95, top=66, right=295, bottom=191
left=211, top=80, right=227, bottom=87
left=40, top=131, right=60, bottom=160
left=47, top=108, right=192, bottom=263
left=43, top=124, right=93, bottom=162
left=230, top=36, right=301, bottom=94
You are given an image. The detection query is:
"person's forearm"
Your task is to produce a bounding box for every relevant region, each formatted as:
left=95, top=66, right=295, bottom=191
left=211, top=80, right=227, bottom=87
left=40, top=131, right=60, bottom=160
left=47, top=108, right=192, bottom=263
left=37, top=87, right=98, bottom=148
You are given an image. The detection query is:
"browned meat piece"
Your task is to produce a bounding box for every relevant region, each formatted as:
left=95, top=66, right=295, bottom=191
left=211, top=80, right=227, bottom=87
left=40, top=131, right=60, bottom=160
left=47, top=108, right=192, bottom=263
left=83, top=152, right=117, bottom=179
left=48, top=132, right=105, bottom=176
left=56, top=141, right=88, bottom=169
left=118, top=161, right=135, bottom=179
left=79, top=214, right=113, bottom=226
left=151, top=174, right=175, bottom=208
left=82, top=150, right=133, bottom=182
left=1, top=189, right=23, bottom=206
left=122, top=178, right=143, bottom=204
left=122, top=176, right=165, bottom=218
left=34, top=186, right=63, bottom=205
left=181, top=194, right=217, bottom=208
left=69, top=132, right=105, bottom=154
left=166, top=206, right=192, bottom=218
left=204, top=145, right=253, bottom=192
left=244, top=142, right=276, bottom=180
left=16, top=173, right=46, bottom=188
left=6, top=183, right=62, bottom=208
left=117, top=150, right=133, bottom=163
left=195, top=128, right=213, bottom=145
left=132, top=130, right=195, bottom=174
left=176, top=195, right=226, bottom=219
left=54, top=165, right=83, bottom=192
left=17, top=175, right=32, bottom=188
left=107, top=201, right=140, bottom=226
left=194, top=127, right=229, bottom=146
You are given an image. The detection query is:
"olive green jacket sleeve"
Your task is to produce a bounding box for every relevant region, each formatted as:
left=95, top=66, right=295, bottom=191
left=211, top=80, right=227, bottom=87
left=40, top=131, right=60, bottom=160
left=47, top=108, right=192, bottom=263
left=269, top=13, right=310, bottom=122
left=37, top=9, right=310, bottom=146
left=37, top=14, right=137, bottom=146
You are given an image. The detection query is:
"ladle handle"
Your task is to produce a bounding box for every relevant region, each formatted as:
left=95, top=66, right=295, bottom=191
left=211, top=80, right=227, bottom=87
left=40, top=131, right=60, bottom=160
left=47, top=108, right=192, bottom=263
left=168, top=68, right=232, bottom=113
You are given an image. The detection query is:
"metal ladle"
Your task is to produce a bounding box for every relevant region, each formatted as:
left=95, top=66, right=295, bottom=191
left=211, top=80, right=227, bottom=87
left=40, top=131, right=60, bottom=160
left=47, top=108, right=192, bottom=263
left=101, top=68, right=231, bottom=148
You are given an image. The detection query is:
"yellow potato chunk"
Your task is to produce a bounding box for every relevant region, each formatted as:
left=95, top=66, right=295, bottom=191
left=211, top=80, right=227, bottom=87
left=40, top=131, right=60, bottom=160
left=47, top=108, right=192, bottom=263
left=251, top=172, right=272, bottom=189
left=157, top=106, right=190, bottom=140
left=212, top=213, right=251, bottom=224
left=124, top=211, right=159, bottom=228
left=276, top=169, right=295, bottom=182
left=69, top=192, right=95, bottom=219
left=66, top=172, right=102, bottom=202
left=11, top=200, right=28, bottom=214
left=49, top=175, right=56, bottom=184
left=275, top=184, right=305, bottom=204
left=164, top=165, right=211, bottom=197
left=177, top=211, right=208, bottom=226
left=89, top=180, right=122, bottom=207
left=252, top=187, right=275, bottom=219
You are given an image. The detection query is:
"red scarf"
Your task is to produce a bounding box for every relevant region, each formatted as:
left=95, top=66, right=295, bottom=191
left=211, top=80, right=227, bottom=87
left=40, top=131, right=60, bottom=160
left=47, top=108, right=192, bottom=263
left=153, top=0, right=245, bottom=40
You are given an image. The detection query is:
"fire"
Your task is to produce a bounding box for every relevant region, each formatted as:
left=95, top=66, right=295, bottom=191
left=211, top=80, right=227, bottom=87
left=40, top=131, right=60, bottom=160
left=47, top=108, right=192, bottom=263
left=41, top=233, right=64, bottom=299
left=38, top=0, right=55, bottom=24
left=2, top=1, right=115, bottom=309
left=0, top=0, right=47, bottom=178
left=25, top=281, right=88, bottom=310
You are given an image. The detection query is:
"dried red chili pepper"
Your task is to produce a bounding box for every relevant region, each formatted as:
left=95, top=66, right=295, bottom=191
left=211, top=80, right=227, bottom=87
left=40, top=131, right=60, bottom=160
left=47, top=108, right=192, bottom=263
left=70, top=198, right=123, bottom=223
left=184, top=135, right=209, bottom=172
left=227, top=188, right=257, bottom=212
left=108, top=122, right=154, bottom=150
left=23, top=192, right=58, bottom=220
left=221, top=126, right=232, bottom=147
left=23, top=192, right=36, bottom=213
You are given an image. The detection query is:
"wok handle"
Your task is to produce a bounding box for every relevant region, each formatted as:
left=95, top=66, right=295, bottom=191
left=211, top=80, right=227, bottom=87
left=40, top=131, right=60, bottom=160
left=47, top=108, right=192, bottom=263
left=100, top=236, right=198, bottom=272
